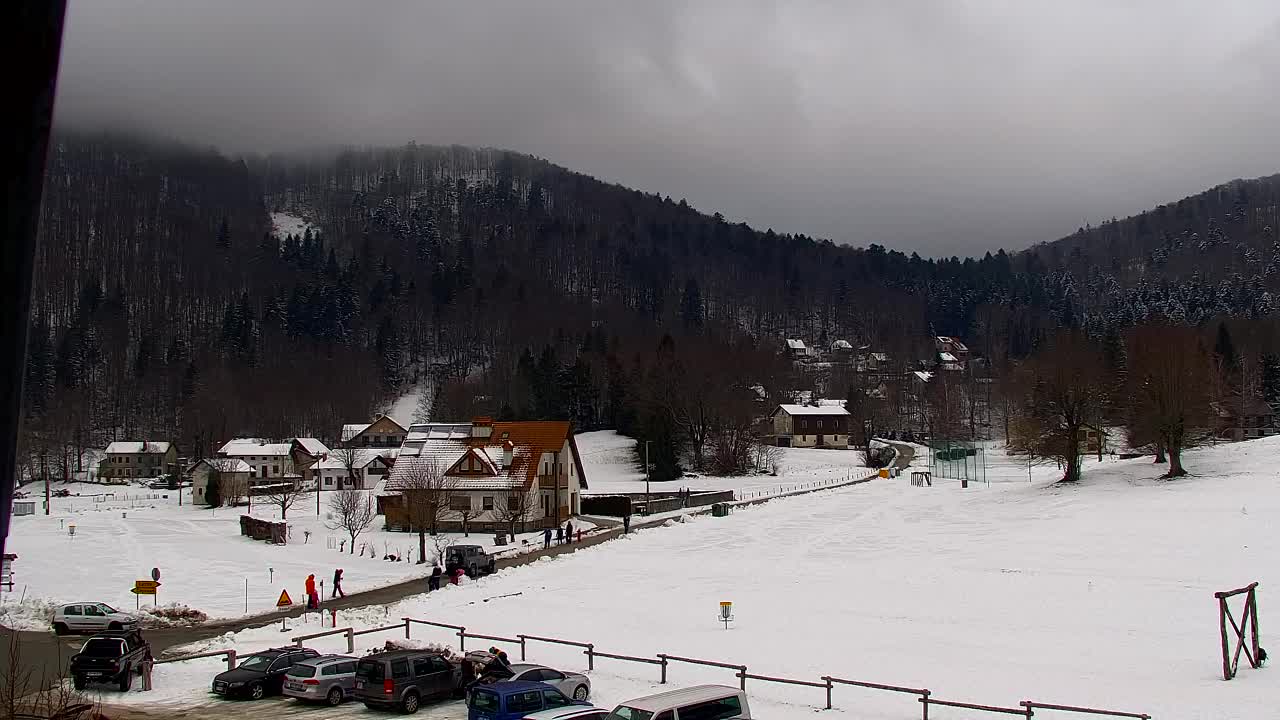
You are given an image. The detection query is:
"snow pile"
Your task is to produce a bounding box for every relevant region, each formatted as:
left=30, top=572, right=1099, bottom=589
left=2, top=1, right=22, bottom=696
left=140, top=603, right=208, bottom=627
left=153, top=435, right=1280, bottom=720
left=0, top=595, right=60, bottom=631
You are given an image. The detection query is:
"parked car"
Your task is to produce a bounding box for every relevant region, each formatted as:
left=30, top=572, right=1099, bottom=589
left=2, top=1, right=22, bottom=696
left=468, top=680, right=588, bottom=720
left=446, top=545, right=497, bottom=577
left=605, top=685, right=751, bottom=720
left=52, top=488, right=71, bottom=497
left=354, top=649, right=464, bottom=713
left=495, top=663, right=591, bottom=701
left=69, top=629, right=151, bottom=691
left=283, top=654, right=359, bottom=706
left=53, top=602, right=138, bottom=635
left=521, top=706, right=611, bottom=720
left=211, top=647, right=319, bottom=700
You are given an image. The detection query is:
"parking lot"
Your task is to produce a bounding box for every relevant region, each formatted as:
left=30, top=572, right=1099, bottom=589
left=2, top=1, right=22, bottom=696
left=103, top=694, right=473, bottom=719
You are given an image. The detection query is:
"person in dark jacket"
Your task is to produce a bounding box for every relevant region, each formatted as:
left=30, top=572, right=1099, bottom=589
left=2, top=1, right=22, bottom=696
left=543, top=527, right=552, bottom=549
left=428, top=565, right=442, bottom=592
left=332, top=568, right=345, bottom=598
left=556, top=526, right=564, bottom=545
left=564, top=521, right=573, bottom=544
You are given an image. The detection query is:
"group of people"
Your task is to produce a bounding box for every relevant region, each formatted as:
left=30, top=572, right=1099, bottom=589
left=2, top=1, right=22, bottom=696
left=426, top=564, right=467, bottom=592
left=542, top=520, right=582, bottom=549
left=302, top=568, right=347, bottom=610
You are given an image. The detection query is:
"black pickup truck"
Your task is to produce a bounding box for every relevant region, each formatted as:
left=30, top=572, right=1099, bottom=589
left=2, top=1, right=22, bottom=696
left=70, top=629, right=152, bottom=691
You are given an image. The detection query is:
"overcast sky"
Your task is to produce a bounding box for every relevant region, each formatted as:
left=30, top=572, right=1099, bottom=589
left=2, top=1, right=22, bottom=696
left=53, top=1, right=1280, bottom=256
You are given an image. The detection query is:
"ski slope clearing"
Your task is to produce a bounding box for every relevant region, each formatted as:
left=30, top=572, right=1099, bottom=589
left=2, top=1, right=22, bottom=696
left=137, top=437, right=1279, bottom=719
left=0, top=488, right=559, bottom=627
left=269, top=211, right=313, bottom=239
left=578, top=430, right=869, bottom=497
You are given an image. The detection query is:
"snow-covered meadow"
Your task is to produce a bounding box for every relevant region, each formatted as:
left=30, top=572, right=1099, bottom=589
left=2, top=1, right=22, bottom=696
left=115, top=436, right=1280, bottom=719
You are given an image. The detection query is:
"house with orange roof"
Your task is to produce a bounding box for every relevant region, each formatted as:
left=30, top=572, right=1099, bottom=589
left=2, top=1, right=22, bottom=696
left=382, top=417, right=587, bottom=532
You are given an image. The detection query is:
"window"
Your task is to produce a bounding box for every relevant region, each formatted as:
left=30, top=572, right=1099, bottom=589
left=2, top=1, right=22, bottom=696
left=541, top=669, right=565, bottom=681
left=272, top=465, right=280, bottom=475
left=544, top=689, right=570, bottom=708
left=320, top=665, right=336, bottom=676
left=507, top=690, right=544, bottom=713
left=429, top=657, right=452, bottom=673
left=471, top=689, right=500, bottom=713
left=413, top=656, right=433, bottom=677
left=507, top=495, right=519, bottom=511
left=390, top=659, right=410, bottom=679
left=338, top=661, right=357, bottom=674
left=483, top=496, right=494, bottom=511
left=450, top=496, right=471, bottom=512
left=64, top=605, right=82, bottom=616
left=818, top=420, right=824, bottom=429
left=287, top=665, right=316, bottom=678
left=83, top=605, right=105, bottom=617
left=324, top=477, right=334, bottom=486
left=356, top=660, right=384, bottom=682
left=678, top=696, right=743, bottom=720
left=654, top=712, right=674, bottom=720
left=607, top=708, right=654, bottom=720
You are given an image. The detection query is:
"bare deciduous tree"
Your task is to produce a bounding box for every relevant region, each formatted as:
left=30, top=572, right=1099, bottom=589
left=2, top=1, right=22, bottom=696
left=326, top=489, right=376, bottom=554
left=263, top=475, right=304, bottom=521
left=1124, top=324, right=1215, bottom=478
left=328, top=446, right=364, bottom=490
left=1007, top=331, right=1110, bottom=483
left=390, top=458, right=456, bottom=564
left=493, top=489, right=537, bottom=538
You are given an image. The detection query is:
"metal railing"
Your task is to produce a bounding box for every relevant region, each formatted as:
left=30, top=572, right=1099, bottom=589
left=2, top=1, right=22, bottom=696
left=155, top=648, right=237, bottom=670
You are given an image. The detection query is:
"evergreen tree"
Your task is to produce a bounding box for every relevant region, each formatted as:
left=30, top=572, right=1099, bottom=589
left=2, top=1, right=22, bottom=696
left=1262, top=352, right=1280, bottom=410
left=680, top=278, right=703, bottom=328
left=215, top=217, right=231, bottom=249
left=1214, top=322, right=1238, bottom=373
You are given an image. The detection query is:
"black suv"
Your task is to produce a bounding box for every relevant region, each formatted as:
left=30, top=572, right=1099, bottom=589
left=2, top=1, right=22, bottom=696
left=211, top=647, right=319, bottom=700
left=354, top=649, right=464, bottom=713
left=445, top=545, right=496, bottom=577
left=70, top=629, right=151, bottom=691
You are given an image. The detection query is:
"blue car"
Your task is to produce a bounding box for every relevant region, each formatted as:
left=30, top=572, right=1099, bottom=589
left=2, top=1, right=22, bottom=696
left=468, top=680, right=591, bottom=720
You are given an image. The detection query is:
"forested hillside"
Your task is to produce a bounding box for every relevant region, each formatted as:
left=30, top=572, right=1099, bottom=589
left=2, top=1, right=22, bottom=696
left=18, top=132, right=1280, bottom=479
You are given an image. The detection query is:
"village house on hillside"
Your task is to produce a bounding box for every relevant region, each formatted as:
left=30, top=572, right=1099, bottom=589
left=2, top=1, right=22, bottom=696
left=313, top=449, right=394, bottom=491
left=340, top=415, right=407, bottom=448
left=770, top=404, right=851, bottom=448
left=189, top=458, right=252, bottom=506
left=1215, top=397, right=1278, bottom=441
left=217, top=437, right=330, bottom=480
left=381, top=417, right=587, bottom=533
left=98, top=441, right=177, bottom=480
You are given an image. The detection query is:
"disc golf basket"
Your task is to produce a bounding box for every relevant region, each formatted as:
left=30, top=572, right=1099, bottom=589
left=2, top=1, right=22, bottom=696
left=929, top=439, right=986, bottom=487
left=1215, top=582, right=1264, bottom=680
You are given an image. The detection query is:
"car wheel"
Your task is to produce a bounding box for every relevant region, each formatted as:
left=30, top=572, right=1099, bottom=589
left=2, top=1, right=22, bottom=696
left=72, top=675, right=86, bottom=691
left=108, top=622, right=123, bottom=630
left=327, top=687, right=344, bottom=706
left=573, top=685, right=589, bottom=701
left=401, top=690, right=420, bottom=714
left=119, top=667, right=133, bottom=691
left=248, top=682, right=265, bottom=701
left=53, top=622, right=69, bottom=636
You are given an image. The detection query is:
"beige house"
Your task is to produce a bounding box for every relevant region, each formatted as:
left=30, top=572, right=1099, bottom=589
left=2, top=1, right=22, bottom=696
left=190, top=458, right=253, bottom=506
left=341, top=415, right=407, bottom=448
left=771, top=404, right=851, bottom=448
left=98, top=441, right=178, bottom=481
left=383, top=418, right=587, bottom=532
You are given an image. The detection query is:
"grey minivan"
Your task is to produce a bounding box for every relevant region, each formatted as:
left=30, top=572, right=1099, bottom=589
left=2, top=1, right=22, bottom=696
left=283, top=654, right=358, bottom=706
left=354, top=649, right=463, bottom=713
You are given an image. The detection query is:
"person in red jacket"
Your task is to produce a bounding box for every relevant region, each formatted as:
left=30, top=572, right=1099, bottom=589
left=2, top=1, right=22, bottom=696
left=305, top=574, right=319, bottom=609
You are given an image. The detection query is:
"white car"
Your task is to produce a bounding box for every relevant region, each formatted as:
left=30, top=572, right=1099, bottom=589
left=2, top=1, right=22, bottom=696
left=53, top=602, right=139, bottom=635
left=504, top=663, right=591, bottom=701
left=521, top=706, right=611, bottom=720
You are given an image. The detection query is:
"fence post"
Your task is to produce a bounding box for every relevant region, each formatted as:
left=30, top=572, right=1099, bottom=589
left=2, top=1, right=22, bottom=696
left=586, top=644, right=595, bottom=671
left=294, top=638, right=303, bottom=648
left=823, top=677, right=832, bottom=710
left=921, top=689, right=930, bottom=720
left=1024, top=702, right=1033, bottom=720
left=346, top=628, right=354, bottom=654
left=403, top=617, right=411, bottom=639
left=659, top=655, right=668, bottom=684
left=519, top=635, right=527, bottom=660
left=738, top=665, right=747, bottom=690
left=459, top=627, right=466, bottom=651
left=226, top=650, right=237, bottom=670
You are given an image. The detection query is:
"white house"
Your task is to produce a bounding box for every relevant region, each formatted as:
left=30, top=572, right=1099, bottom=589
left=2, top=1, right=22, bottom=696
left=383, top=417, right=587, bottom=532
left=312, top=449, right=393, bottom=491
left=190, top=458, right=253, bottom=506
left=771, top=404, right=852, bottom=448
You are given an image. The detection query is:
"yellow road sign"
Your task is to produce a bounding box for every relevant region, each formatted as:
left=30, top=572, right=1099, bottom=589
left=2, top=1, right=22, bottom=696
left=277, top=589, right=294, bottom=607
left=131, top=580, right=160, bottom=595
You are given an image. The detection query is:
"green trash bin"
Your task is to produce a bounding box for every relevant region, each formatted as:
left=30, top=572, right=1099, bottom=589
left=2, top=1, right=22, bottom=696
left=712, top=503, right=728, bottom=517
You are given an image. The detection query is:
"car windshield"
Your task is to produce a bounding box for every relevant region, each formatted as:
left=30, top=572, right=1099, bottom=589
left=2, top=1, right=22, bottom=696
left=81, top=639, right=124, bottom=657
left=607, top=707, right=654, bottom=720
left=286, top=664, right=317, bottom=678
left=97, top=603, right=118, bottom=614
left=469, top=688, right=500, bottom=712
left=238, top=654, right=274, bottom=671
left=356, top=660, right=384, bottom=681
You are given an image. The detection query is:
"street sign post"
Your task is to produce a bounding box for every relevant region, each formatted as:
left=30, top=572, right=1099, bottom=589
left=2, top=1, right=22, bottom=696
left=132, top=579, right=161, bottom=608
left=277, top=589, right=294, bottom=632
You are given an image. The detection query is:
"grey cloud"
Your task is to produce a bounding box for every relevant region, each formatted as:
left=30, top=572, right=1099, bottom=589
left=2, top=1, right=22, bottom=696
left=53, top=1, right=1280, bottom=256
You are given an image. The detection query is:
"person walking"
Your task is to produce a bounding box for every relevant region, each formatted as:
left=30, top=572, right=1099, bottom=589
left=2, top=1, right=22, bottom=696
left=564, top=520, right=573, bottom=545
left=556, top=526, right=564, bottom=545
left=305, top=574, right=319, bottom=610
left=429, top=565, right=442, bottom=592
left=332, top=568, right=345, bottom=598
left=543, top=527, right=552, bottom=549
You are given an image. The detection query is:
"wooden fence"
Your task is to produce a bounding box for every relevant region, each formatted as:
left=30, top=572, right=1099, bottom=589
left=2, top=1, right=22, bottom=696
left=239, top=515, right=286, bottom=544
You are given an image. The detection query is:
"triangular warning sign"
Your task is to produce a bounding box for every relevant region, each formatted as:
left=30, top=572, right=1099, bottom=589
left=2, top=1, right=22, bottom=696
left=277, top=589, right=293, bottom=607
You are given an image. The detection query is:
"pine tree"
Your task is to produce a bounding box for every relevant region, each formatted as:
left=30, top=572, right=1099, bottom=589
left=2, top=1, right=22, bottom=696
left=215, top=217, right=231, bottom=249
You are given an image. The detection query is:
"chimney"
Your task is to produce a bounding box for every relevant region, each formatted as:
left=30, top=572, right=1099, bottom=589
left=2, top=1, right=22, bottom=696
left=471, top=417, right=493, bottom=439
left=502, top=440, right=514, bottom=468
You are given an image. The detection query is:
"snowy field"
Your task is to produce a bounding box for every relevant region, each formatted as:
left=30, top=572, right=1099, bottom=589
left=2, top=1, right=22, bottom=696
left=578, top=430, right=870, bottom=498
left=0, top=487, right=565, bottom=628
left=104, top=436, right=1280, bottom=719
left=270, top=211, right=314, bottom=240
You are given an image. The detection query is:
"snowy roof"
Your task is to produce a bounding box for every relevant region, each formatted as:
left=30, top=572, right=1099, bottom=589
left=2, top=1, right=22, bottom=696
left=913, top=371, right=934, bottom=382
left=939, top=352, right=958, bottom=363
left=341, top=423, right=372, bottom=442
left=294, top=438, right=330, bottom=456
left=774, top=404, right=850, bottom=417
left=218, top=439, right=292, bottom=457
left=194, top=458, right=253, bottom=473
left=388, top=421, right=578, bottom=491
left=817, top=399, right=846, bottom=407
left=786, top=339, right=807, bottom=350
left=871, top=352, right=888, bottom=362
left=315, top=450, right=388, bottom=471
left=831, top=340, right=853, bottom=350
left=105, top=441, right=171, bottom=455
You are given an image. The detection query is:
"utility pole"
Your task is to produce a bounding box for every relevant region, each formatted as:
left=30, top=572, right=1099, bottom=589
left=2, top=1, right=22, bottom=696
left=644, top=440, right=651, bottom=515
left=43, top=450, right=50, bottom=515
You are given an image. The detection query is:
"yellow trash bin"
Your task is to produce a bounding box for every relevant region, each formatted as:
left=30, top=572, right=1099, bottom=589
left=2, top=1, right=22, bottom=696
left=878, top=468, right=890, bottom=479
